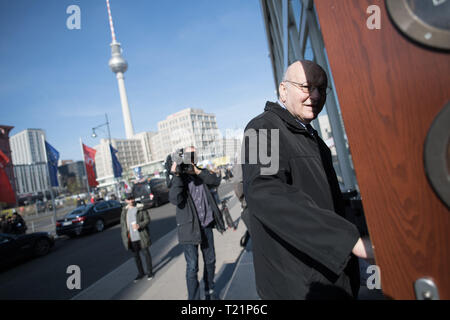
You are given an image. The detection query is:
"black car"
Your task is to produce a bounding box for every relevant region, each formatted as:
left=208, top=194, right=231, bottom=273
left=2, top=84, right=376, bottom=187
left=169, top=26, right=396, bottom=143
left=132, top=178, right=170, bottom=209
left=56, top=200, right=122, bottom=238
left=0, top=232, right=55, bottom=269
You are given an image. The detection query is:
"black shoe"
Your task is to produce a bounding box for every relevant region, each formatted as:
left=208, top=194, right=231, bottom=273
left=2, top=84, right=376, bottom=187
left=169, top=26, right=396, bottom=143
left=205, top=290, right=218, bottom=300
left=147, top=273, right=154, bottom=280
left=134, top=274, right=144, bottom=282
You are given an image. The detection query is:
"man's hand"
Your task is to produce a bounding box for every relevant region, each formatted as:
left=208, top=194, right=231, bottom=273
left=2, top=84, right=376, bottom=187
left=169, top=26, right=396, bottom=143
left=171, top=162, right=177, bottom=175
left=193, top=165, right=202, bottom=175
left=352, top=237, right=374, bottom=259
left=133, top=223, right=139, bottom=231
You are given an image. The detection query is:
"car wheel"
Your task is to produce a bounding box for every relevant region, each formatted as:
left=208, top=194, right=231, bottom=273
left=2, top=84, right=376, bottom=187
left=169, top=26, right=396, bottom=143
left=95, top=219, right=105, bottom=232
left=34, top=239, right=51, bottom=257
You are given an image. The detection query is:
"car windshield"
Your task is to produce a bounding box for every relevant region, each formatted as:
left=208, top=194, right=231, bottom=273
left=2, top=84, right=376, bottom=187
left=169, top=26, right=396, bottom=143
left=66, top=205, right=92, bottom=217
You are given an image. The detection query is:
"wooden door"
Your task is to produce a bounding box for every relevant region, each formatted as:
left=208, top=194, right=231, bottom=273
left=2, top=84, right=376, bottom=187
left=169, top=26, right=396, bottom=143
left=315, top=0, right=450, bottom=299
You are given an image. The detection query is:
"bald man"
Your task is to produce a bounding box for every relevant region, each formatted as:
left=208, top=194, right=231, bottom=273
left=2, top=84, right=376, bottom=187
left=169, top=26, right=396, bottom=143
left=242, top=60, right=372, bottom=299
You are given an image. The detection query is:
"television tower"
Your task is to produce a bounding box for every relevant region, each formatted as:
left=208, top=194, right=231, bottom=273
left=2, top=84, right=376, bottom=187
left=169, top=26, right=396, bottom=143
left=106, top=0, right=135, bottom=139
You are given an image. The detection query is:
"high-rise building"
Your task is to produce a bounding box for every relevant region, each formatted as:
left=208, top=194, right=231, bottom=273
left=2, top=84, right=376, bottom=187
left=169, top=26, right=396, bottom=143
left=14, top=163, right=49, bottom=195
left=152, top=108, right=221, bottom=161
left=219, top=137, right=242, bottom=164
left=10, top=129, right=51, bottom=195
left=94, top=138, right=146, bottom=187
left=133, top=131, right=157, bottom=163
left=58, top=160, right=87, bottom=193
left=10, top=129, right=47, bottom=165
left=150, top=133, right=165, bottom=162
left=93, top=108, right=222, bottom=186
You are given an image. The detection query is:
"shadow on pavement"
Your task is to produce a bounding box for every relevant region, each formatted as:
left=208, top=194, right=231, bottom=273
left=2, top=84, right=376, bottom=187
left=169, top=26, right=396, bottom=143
left=152, top=244, right=184, bottom=275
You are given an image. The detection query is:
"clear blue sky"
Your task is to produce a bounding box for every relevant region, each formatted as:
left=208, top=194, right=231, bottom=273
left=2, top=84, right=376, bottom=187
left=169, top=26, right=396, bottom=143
left=0, top=0, right=276, bottom=161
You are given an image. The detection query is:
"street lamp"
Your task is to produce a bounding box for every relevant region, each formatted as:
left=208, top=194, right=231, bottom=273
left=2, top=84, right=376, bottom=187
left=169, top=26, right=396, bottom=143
left=91, top=114, right=112, bottom=144
left=91, top=113, right=118, bottom=198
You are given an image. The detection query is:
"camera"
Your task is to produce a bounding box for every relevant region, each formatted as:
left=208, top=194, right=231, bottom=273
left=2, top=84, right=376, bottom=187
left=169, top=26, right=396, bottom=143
left=169, top=148, right=198, bottom=175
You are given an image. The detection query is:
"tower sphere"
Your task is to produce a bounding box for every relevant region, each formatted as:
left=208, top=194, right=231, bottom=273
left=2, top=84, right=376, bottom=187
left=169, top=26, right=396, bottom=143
left=109, top=43, right=128, bottom=73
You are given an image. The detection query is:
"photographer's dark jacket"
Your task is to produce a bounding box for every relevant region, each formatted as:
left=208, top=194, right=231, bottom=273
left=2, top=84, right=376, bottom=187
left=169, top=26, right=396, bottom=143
left=169, top=169, right=226, bottom=244
left=243, top=102, right=360, bottom=299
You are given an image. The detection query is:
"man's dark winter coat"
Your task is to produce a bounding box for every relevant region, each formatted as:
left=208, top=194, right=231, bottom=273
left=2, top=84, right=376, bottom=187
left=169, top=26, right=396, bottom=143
left=242, top=102, right=361, bottom=300
left=169, top=169, right=226, bottom=244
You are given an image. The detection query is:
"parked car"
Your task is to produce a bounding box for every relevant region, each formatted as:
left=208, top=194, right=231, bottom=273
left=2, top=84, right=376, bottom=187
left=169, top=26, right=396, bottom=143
left=0, top=232, right=55, bottom=269
left=56, top=200, right=122, bottom=238
left=132, top=178, right=170, bottom=209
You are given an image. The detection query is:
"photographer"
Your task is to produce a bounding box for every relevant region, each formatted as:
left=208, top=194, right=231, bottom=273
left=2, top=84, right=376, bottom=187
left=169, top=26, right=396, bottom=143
left=168, top=146, right=226, bottom=300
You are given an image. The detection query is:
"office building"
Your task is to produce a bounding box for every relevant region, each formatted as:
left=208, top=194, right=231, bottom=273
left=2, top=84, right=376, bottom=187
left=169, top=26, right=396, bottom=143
left=152, top=108, right=221, bottom=161
left=133, top=131, right=157, bottom=163
left=13, top=163, right=49, bottom=195
left=10, top=129, right=51, bottom=195
left=10, top=129, right=47, bottom=165
left=58, top=160, right=88, bottom=193
left=94, top=138, right=145, bottom=187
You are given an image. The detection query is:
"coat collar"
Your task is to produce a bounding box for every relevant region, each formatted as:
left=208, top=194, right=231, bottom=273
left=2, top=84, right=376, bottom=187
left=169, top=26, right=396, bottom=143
left=125, top=203, right=144, bottom=211
left=264, top=101, right=314, bottom=135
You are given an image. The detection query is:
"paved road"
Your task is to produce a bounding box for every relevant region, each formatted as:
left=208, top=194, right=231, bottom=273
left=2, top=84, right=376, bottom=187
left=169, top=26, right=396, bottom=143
left=23, top=205, right=76, bottom=234
left=0, top=182, right=235, bottom=300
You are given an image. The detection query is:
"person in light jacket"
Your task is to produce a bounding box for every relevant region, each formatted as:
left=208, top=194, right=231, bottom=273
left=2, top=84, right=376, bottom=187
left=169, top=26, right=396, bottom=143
left=120, top=194, right=154, bottom=282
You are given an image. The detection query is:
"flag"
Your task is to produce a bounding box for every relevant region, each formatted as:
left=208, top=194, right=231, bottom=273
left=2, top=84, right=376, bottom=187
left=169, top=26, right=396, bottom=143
left=82, top=143, right=98, bottom=187
left=124, top=181, right=131, bottom=193
left=45, top=141, right=60, bottom=187
left=110, top=144, right=122, bottom=178
left=0, top=150, right=16, bottom=204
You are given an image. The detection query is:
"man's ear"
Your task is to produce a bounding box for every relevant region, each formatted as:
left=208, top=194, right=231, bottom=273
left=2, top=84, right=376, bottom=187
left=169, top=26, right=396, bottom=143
left=278, top=82, right=287, bottom=103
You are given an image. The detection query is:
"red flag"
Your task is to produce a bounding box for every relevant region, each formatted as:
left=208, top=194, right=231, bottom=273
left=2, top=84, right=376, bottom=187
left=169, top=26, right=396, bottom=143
left=82, top=143, right=99, bottom=187
left=0, top=149, right=16, bottom=204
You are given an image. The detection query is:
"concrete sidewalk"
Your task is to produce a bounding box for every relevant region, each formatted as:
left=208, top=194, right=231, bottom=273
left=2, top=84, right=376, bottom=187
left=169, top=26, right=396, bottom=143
left=73, top=190, right=252, bottom=300
left=72, top=186, right=384, bottom=300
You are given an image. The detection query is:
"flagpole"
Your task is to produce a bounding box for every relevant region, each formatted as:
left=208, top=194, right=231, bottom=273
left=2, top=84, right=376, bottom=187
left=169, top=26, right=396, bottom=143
left=105, top=114, right=119, bottom=200
left=41, top=135, right=57, bottom=228
left=80, top=138, right=91, bottom=196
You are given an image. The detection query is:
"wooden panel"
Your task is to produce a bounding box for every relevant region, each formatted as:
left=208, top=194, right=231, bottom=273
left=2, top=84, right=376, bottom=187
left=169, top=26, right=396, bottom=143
left=315, top=0, right=450, bottom=299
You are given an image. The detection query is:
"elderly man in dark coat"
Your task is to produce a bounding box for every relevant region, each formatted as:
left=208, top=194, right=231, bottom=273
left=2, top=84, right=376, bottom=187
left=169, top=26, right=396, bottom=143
left=242, top=60, right=373, bottom=300
left=120, top=194, right=153, bottom=282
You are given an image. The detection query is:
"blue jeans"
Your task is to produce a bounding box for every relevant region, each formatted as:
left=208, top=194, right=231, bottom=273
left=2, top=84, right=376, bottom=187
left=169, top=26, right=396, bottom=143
left=183, top=226, right=216, bottom=300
